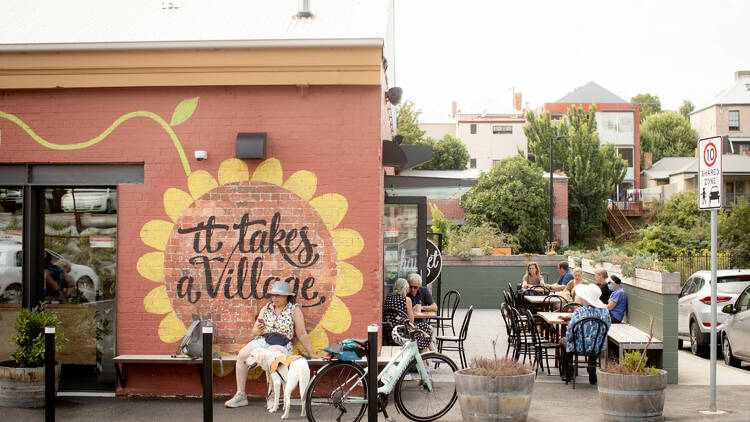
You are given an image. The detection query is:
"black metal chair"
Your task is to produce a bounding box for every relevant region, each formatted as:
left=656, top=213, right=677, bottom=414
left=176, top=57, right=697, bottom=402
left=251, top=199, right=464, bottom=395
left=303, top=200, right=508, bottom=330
left=436, top=306, right=474, bottom=368
left=523, top=308, right=558, bottom=375
left=565, top=317, right=609, bottom=389
left=542, top=294, right=568, bottom=312
left=500, top=302, right=515, bottom=358
left=561, top=302, right=583, bottom=313
left=433, top=290, right=460, bottom=336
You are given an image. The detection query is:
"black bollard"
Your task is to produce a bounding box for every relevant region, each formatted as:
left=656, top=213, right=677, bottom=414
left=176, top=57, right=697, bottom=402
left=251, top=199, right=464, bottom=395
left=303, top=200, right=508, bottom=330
left=367, top=324, right=378, bottom=422
left=45, top=326, right=55, bottom=422
left=202, top=325, right=213, bottom=422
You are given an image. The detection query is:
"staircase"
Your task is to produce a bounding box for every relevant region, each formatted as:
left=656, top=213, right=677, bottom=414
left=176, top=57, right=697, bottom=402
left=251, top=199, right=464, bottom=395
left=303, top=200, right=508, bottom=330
left=606, top=204, right=635, bottom=237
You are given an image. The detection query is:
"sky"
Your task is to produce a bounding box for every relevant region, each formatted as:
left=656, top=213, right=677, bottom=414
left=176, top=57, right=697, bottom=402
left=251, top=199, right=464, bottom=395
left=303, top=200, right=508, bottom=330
left=393, top=0, right=750, bottom=121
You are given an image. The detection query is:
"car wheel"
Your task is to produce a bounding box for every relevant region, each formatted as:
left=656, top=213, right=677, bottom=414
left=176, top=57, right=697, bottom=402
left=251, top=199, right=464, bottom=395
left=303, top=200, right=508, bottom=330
left=723, top=335, right=741, bottom=368
left=690, top=322, right=708, bottom=357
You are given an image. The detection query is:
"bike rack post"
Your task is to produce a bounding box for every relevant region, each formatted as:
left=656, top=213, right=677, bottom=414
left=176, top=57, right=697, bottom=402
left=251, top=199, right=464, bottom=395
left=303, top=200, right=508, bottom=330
left=367, top=324, right=378, bottom=422
left=202, top=326, right=213, bottom=422
left=45, top=326, right=55, bottom=422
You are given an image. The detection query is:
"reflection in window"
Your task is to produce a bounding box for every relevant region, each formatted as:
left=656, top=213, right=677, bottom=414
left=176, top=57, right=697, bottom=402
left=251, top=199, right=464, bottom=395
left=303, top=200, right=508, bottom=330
left=0, top=187, right=23, bottom=305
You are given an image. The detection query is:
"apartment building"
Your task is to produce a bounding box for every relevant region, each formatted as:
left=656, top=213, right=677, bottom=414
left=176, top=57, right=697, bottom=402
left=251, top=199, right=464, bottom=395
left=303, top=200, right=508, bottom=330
left=691, top=71, right=750, bottom=155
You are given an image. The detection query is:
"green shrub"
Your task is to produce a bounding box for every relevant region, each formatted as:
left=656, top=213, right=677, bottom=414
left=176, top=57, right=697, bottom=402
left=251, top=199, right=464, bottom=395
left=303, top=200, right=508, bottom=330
left=11, top=304, right=68, bottom=368
left=605, top=350, right=660, bottom=375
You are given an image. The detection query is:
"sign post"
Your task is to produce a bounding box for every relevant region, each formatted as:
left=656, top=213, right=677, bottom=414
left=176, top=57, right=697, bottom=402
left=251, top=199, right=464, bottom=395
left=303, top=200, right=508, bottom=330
left=698, top=136, right=722, bottom=414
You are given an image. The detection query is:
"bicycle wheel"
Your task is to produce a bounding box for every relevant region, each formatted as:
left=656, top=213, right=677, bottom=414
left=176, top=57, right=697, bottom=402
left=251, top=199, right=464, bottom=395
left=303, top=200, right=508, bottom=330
left=305, top=361, right=368, bottom=422
left=394, top=352, right=458, bottom=422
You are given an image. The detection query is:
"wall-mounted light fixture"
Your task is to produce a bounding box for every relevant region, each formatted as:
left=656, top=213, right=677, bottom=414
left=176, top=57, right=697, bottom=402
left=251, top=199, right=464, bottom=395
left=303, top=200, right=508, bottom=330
left=236, top=132, right=267, bottom=159
left=385, top=87, right=403, bottom=106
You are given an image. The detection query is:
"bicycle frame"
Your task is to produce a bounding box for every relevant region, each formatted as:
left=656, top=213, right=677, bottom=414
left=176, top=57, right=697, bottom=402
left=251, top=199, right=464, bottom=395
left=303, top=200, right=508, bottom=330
left=341, top=339, right=433, bottom=405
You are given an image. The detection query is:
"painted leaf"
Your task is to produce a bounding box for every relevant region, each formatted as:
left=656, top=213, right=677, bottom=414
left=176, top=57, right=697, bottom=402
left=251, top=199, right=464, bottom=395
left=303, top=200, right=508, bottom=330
left=169, top=97, right=199, bottom=127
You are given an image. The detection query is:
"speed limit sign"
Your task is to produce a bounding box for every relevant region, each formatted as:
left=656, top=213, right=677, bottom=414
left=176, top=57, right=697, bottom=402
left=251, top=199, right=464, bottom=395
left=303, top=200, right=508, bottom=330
left=698, top=136, right=723, bottom=210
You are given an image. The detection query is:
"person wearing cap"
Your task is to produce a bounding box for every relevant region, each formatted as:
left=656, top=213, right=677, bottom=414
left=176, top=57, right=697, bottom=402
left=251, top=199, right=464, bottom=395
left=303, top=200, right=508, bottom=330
left=559, top=283, right=611, bottom=384
left=225, top=280, right=318, bottom=408
left=607, top=275, right=628, bottom=323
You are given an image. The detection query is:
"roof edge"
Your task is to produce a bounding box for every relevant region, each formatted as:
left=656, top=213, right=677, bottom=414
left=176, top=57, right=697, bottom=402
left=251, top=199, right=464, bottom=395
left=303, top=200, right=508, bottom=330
left=0, top=38, right=385, bottom=52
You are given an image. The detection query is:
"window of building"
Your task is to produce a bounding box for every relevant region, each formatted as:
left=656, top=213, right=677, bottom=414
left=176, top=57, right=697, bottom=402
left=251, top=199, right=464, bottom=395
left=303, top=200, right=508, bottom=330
left=470, top=124, right=477, bottom=134
left=729, top=110, right=740, bottom=131
left=470, top=158, right=477, bottom=168
left=617, top=147, right=634, bottom=167
left=492, top=160, right=502, bottom=167
left=492, top=125, right=512, bottom=134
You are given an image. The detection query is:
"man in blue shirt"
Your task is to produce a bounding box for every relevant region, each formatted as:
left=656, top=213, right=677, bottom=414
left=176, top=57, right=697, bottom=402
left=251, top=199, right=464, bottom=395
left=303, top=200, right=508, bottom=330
left=607, top=275, right=628, bottom=323
left=406, top=273, right=437, bottom=315
left=550, top=261, right=573, bottom=292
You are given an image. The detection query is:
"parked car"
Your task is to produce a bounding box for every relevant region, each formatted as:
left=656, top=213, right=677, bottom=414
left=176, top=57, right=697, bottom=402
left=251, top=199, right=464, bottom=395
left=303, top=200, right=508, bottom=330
left=0, top=241, right=101, bottom=303
left=61, top=188, right=117, bottom=213
left=678, top=270, right=750, bottom=357
left=721, top=284, right=750, bottom=367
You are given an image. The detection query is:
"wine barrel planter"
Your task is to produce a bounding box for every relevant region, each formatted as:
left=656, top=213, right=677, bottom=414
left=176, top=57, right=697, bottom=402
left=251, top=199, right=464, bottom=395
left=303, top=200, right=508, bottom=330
left=0, top=361, right=61, bottom=408
left=454, top=369, right=535, bottom=422
left=597, top=369, right=667, bottom=422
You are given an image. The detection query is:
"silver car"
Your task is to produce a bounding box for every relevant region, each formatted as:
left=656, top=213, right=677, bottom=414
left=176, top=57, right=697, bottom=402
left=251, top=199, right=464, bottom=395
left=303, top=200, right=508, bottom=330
left=721, top=284, right=750, bottom=367
left=678, top=270, right=750, bottom=357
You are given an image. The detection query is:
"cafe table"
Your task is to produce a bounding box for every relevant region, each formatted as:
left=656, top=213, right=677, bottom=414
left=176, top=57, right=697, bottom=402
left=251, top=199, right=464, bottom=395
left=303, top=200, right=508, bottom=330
left=537, top=312, right=571, bottom=326
left=413, top=311, right=438, bottom=320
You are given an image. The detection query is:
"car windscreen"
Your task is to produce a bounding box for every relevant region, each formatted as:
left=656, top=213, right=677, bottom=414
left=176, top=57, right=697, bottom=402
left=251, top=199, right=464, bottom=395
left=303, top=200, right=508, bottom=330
left=717, top=275, right=750, bottom=294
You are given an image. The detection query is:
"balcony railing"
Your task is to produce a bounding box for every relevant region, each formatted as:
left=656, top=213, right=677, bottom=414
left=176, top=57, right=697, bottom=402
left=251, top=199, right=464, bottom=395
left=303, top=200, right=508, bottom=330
left=725, top=192, right=750, bottom=207
left=613, top=200, right=643, bottom=217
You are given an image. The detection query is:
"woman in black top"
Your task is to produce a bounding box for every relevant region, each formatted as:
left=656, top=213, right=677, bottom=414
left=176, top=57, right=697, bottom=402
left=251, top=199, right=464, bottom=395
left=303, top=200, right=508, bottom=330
left=595, top=268, right=612, bottom=304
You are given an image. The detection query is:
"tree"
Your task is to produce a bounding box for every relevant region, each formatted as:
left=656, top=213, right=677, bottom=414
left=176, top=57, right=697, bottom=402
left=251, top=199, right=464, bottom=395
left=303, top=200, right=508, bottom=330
left=461, top=156, right=549, bottom=253
left=631, top=93, right=661, bottom=122
left=640, top=111, right=698, bottom=162
left=417, top=134, right=469, bottom=170
left=396, top=100, right=427, bottom=145
left=679, top=100, right=695, bottom=120
left=719, top=198, right=750, bottom=264
left=524, top=105, right=627, bottom=242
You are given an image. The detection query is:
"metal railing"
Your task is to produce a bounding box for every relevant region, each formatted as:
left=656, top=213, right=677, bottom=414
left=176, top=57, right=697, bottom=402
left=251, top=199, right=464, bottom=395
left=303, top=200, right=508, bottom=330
left=725, top=192, right=750, bottom=207
left=660, top=253, right=750, bottom=284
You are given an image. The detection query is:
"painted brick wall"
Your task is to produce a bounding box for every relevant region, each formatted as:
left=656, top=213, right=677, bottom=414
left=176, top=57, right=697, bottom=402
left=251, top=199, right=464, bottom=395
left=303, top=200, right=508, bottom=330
left=0, top=85, right=385, bottom=395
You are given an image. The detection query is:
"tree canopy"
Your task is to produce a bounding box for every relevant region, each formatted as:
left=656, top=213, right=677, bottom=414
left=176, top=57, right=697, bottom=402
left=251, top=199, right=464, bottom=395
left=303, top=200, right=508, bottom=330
left=640, top=111, right=698, bottom=163
left=396, top=100, right=427, bottom=145
left=631, top=93, right=662, bottom=122
left=461, top=156, right=549, bottom=253
left=417, top=134, right=470, bottom=170
left=679, top=100, right=695, bottom=120
left=524, top=105, right=627, bottom=243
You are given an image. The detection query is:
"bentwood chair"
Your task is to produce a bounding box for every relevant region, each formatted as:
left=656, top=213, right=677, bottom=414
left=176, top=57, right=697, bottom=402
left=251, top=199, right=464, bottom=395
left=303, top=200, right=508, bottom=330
left=561, top=302, right=583, bottom=313
left=436, top=306, right=474, bottom=368
left=500, top=302, right=515, bottom=357
left=433, top=290, right=460, bottom=336
left=542, top=294, right=568, bottom=312
left=566, top=317, right=609, bottom=389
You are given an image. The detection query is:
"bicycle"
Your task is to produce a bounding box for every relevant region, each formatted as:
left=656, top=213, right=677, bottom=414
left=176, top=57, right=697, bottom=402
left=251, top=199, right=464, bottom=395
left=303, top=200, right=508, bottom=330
left=304, top=323, right=458, bottom=422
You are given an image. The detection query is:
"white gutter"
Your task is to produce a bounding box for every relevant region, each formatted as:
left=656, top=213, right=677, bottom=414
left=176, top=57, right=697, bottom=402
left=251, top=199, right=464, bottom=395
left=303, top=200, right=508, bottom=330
left=0, top=38, right=384, bottom=52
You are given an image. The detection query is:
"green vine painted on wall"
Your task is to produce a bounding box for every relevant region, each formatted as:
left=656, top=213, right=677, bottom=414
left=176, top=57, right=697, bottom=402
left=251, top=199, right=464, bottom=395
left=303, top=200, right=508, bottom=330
left=0, top=96, right=199, bottom=176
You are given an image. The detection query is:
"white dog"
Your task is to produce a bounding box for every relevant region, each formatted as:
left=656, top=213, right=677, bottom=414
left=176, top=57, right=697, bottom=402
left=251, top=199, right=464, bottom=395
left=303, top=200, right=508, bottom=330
left=246, top=348, right=310, bottom=419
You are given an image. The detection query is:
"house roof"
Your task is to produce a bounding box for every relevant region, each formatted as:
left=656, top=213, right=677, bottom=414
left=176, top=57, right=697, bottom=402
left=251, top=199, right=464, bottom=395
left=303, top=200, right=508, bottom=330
left=0, top=0, right=390, bottom=48
left=554, top=82, right=628, bottom=104
left=693, top=75, right=750, bottom=113
left=643, top=155, right=750, bottom=178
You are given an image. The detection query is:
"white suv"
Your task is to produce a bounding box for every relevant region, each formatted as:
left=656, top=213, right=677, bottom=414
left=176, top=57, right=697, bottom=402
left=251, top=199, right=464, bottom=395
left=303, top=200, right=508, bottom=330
left=678, top=270, right=750, bottom=357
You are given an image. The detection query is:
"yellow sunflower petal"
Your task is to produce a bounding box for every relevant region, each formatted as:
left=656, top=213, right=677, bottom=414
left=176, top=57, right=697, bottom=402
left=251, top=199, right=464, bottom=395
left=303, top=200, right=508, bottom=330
left=293, top=326, right=329, bottom=356
left=247, top=366, right=265, bottom=380
left=251, top=158, right=283, bottom=186
left=282, top=170, right=317, bottom=201
left=163, top=188, right=193, bottom=222
left=335, top=262, right=364, bottom=297
left=332, top=229, right=364, bottom=260
left=215, top=351, right=235, bottom=377
left=187, top=170, right=218, bottom=200
left=218, top=158, right=249, bottom=185
left=144, top=286, right=172, bottom=314
left=319, top=296, right=351, bottom=334
left=137, top=252, right=165, bottom=283
left=158, top=312, right=187, bottom=343
left=140, top=220, right=174, bottom=251
left=310, top=193, right=348, bottom=231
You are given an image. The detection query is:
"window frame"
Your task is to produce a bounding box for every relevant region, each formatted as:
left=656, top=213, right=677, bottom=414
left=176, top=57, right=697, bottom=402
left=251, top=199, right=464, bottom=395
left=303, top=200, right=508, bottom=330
left=470, top=123, right=477, bottom=134
left=492, top=125, right=512, bottom=134
left=469, top=158, right=477, bottom=169
left=728, top=110, right=740, bottom=131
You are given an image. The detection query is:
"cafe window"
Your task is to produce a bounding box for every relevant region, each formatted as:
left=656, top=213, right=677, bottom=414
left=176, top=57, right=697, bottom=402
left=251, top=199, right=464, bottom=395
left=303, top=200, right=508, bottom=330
left=492, top=125, right=512, bottom=134
left=470, top=124, right=477, bottom=134
left=729, top=110, right=740, bottom=131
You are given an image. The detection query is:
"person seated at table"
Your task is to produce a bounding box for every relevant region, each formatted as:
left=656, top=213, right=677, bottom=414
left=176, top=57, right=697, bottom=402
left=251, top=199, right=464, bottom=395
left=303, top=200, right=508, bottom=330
left=549, top=261, right=573, bottom=292
left=383, top=278, right=434, bottom=352
left=406, top=273, right=438, bottom=319
left=607, top=275, right=628, bottom=323
left=565, top=268, right=589, bottom=299
left=559, top=283, right=611, bottom=384
left=595, top=268, right=612, bottom=304
left=521, top=261, right=545, bottom=289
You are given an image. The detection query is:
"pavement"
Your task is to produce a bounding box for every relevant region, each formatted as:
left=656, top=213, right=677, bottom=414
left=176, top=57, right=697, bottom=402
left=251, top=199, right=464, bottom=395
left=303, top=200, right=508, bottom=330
left=6, top=309, right=750, bottom=421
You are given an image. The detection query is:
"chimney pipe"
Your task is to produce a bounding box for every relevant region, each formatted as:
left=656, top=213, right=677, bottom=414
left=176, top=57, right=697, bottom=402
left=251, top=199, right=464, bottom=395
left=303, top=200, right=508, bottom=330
left=297, top=0, right=312, bottom=18
left=451, top=101, right=457, bottom=119
left=643, top=152, right=653, bottom=169
left=514, top=93, right=522, bottom=111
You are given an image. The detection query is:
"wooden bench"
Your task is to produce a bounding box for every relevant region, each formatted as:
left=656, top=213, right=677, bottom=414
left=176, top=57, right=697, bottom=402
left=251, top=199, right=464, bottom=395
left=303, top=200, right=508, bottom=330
left=606, top=324, right=663, bottom=367
left=113, top=346, right=402, bottom=390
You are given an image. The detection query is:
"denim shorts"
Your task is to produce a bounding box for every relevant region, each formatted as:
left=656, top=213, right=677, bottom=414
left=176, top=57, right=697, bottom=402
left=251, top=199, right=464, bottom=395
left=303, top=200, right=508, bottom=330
left=248, top=336, right=293, bottom=354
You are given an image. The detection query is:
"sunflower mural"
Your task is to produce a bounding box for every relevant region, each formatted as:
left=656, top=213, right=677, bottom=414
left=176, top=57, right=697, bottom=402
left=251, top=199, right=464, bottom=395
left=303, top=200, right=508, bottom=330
left=137, top=157, right=365, bottom=365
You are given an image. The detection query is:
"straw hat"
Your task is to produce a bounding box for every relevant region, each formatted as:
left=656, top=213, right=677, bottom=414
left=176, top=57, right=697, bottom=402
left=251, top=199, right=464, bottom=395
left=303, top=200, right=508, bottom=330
left=574, top=283, right=607, bottom=309
left=268, top=280, right=295, bottom=296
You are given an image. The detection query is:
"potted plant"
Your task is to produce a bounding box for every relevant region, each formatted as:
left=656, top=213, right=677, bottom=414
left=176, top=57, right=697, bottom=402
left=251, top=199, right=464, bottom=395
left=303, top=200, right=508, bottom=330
left=597, top=318, right=667, bottom=422
left=0, top=304, right=68, bottom=408
left=454, top=341, right=534, bottom=422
